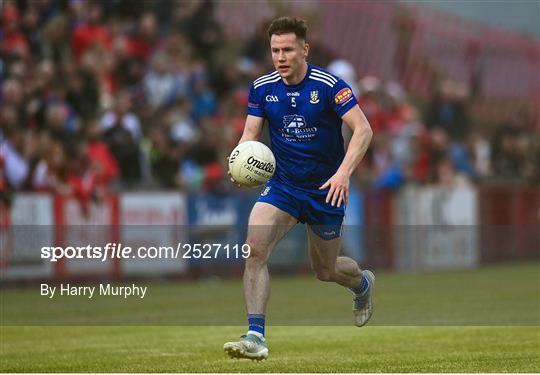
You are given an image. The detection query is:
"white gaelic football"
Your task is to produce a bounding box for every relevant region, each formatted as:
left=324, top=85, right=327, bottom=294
left=228, top=141, right=275, bottom=187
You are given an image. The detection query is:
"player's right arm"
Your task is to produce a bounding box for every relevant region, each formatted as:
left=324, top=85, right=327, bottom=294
left=238, top=80, right=267, bottom=144
left=238, top=115, right=265, bottom=144
left=228, top=82, right=265, bottom=184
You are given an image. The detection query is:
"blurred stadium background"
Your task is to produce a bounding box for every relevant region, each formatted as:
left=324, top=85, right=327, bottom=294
left=1, top=0, right=539, bottom=372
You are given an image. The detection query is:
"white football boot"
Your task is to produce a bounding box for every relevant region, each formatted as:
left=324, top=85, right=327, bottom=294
left=353, top=270, right=375, bottom=327
left=224, top=334, right=268, bottom=360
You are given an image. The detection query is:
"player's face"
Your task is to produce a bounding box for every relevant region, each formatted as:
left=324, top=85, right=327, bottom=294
left=270, top=33, right=308, bottom=81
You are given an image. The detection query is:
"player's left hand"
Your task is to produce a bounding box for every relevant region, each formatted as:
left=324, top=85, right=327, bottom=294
left=319, top=171, right=349, bottom=208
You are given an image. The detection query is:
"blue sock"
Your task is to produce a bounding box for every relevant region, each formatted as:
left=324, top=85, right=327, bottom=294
left=351, top=274, right=369, bottom=295
left=247, top=314, right=265, bottom=337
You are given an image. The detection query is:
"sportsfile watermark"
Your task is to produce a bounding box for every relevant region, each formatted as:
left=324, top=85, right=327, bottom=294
left=40, top=242, right=251, bottom=262
left=1, top=224, right=538, bottom=326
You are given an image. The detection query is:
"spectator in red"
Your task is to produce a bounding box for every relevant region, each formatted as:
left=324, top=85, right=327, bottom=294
left=32, top=130, right=105, bottom=217
left=65, top=140, right=101, bottom=217
left=358, top=76, right=385, bottom=134
left=71, top=1, right=111, bottom=62
left=1, top=3, right=30, bottom=59
left=85, top=120, right=119, bottom=186
left=0, top=152, right=12, bottom=230
left=111, top=12, right=162, bottom=93
left=20, top=2, right=43, bottom=57
left=126, top=11, right=160, bottom=62
left=220, top=89, right=249, bottom=152
left=32, top=141, right=70, bottom=193
left=381, top=82, right=408, bottom=137
left=407, top=129, right=432, bottom=183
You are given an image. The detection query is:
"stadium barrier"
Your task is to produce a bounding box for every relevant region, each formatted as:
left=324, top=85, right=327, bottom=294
left=1, top=184, right=538, bottom=281
left=53, top=194, right=120, bottom=279
left=1, top=192, right=187, bottom=281
left=478, top=185, right=540, bottom=262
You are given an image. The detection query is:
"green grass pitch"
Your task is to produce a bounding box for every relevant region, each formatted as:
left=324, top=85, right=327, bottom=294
left=1, top=262, right=539, bottom=372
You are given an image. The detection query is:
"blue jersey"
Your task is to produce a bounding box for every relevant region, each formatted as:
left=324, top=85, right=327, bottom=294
left=247, top=64, right=358, bottom=190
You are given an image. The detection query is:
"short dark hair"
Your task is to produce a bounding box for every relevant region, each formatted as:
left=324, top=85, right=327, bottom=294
left=267, top=17, right=308, bottom=41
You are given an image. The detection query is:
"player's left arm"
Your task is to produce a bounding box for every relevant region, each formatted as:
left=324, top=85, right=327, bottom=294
left=319, top=105, right=373, bottom=207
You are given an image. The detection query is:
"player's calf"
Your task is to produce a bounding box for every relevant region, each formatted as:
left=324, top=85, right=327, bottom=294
left=314, top=268, right=337, bottom=282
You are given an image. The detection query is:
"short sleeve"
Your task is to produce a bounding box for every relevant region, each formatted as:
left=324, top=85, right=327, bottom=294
left=332, top=79, right=358, bottom=118
left=247, top=84, right=265, bottom=118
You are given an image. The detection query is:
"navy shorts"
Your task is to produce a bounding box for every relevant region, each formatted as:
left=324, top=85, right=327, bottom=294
left=257, top=181, right=345, bottom=240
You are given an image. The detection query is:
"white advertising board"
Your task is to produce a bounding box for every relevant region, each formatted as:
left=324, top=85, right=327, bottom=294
left=395, top=186, right=479, bottom=271
left=120, top=192, right=188, bottom=276
left=3, top=194, right=54, bottom=279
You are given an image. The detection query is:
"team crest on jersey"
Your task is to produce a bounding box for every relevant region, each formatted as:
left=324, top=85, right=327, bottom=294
left=310, top=90, right=320, bottom=104
left=334, top=88, right=352, bottom=105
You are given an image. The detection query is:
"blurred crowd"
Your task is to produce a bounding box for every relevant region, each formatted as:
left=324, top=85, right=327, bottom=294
left=337, top=69, right=540, bottom=190
left=1, top=0, right=538, bottom=207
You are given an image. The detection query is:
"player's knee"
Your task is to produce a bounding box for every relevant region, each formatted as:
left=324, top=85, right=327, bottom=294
left=244, top=238, right=269, bottom=265
left=336, top=256, right=361, bottom=277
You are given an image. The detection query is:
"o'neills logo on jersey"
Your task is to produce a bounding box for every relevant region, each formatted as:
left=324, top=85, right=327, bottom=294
left=334, top=88, right=352, bottom=105
left=247, top=156, right=275, bottom=173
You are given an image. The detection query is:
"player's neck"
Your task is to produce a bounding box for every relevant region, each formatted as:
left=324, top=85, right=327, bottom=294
left=283, top=61, right=308, bottom=86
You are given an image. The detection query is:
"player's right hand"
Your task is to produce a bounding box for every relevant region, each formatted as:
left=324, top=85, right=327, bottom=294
left=319, top=170, right=349, bottom=208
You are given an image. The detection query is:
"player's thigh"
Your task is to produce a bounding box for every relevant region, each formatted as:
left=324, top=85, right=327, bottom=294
left=307, top=225, right=341, bottom=271
left=246, top=202, right=297, bottom=261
